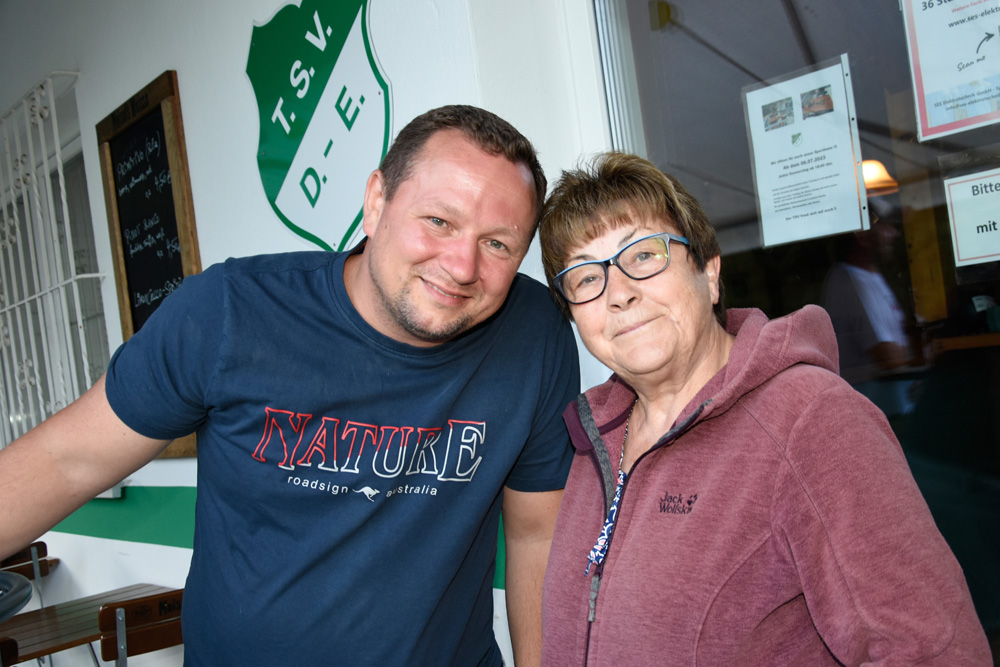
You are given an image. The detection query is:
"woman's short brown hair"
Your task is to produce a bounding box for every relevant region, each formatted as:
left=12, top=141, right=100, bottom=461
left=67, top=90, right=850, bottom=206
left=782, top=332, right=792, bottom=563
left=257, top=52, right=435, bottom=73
left=539, top=151, right=725, bottom=326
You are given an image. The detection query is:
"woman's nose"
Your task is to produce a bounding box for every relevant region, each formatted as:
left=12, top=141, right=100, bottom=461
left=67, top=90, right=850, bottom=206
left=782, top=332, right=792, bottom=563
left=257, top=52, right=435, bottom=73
left=604, top=265, right=639, bottom=308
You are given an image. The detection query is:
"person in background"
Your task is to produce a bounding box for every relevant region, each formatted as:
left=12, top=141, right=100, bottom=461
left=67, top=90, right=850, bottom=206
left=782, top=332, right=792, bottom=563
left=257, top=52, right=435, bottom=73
left=538, top=152, right=990, bottom=665
left=822, top=209, right=916, bottom=419
left=0, top=105, right=580, bottom=667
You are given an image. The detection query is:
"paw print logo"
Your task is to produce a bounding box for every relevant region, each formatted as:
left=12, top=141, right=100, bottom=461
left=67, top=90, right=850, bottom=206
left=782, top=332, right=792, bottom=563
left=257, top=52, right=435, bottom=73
left=686, top=494, right=698, bottom=507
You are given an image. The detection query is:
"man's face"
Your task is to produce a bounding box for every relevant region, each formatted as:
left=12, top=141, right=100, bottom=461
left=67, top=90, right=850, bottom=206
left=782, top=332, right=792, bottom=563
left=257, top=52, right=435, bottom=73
left=350, top=129, right=537, bottom=347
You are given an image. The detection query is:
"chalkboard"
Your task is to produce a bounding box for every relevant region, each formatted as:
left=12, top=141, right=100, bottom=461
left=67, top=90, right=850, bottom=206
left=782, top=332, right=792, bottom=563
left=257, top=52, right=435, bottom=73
left=97, top=71, right=200, bottom=458
left=106, top=105, right=186, bottom=331
left=97, top=70, right=201, bottom=339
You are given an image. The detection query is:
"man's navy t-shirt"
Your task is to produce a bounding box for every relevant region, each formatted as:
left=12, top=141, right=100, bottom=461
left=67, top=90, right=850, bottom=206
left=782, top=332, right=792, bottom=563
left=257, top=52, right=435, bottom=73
left=105, top=249, right=579, bottom=665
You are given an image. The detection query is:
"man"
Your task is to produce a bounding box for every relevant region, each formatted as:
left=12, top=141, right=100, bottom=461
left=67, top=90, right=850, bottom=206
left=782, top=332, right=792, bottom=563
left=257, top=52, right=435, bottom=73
left=0, top=105, right=580, bottom=666
left=821, top=214, right=914, bottom=418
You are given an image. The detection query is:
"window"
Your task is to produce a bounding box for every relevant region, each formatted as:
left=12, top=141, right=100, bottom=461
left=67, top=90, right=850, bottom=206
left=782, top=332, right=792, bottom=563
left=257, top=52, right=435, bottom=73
left=0, top=74, right=108, bottom=447
left=595, top=0, right=999, bottom=647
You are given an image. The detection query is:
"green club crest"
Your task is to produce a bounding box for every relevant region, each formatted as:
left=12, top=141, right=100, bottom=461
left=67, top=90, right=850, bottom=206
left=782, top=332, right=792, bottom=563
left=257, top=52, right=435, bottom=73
left=247, top=0, right=391, bottom=250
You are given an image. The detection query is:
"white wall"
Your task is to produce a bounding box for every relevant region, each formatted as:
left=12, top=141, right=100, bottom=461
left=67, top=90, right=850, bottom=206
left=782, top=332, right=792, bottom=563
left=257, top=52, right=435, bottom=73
left=0, top=0, right=610, bottom=663
left=466, top=0, right=614, bottom=390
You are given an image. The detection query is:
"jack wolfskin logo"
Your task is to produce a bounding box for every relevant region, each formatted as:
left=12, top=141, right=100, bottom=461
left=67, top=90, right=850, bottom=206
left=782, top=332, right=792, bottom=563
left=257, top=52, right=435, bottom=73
left=659, top=490, right=698, bottom=515
left=247, top=0, right=391, bottom=250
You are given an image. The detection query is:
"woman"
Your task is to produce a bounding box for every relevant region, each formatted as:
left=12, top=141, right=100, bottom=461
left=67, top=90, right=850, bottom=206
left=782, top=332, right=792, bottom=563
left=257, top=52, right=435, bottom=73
left=538, top=152, right=990, bottom=665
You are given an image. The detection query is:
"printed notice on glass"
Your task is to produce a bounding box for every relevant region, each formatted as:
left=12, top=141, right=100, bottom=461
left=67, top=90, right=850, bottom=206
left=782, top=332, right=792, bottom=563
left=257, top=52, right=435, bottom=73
left=901, top=0, right=1000, bottom=141
left=943, top=166, right=1000, bottom=267
left=742, top=54, right=866, bottom=247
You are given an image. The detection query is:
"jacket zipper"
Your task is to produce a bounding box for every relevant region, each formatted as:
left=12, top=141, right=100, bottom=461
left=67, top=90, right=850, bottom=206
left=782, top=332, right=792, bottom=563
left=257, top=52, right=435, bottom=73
left=584, top=455, right=638, bottom=667
left=582, top=401, right=708, bottom=665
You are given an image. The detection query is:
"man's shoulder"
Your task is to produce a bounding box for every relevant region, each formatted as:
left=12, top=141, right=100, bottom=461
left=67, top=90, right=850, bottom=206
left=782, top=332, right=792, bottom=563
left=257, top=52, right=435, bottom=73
left=506, top=273, right=563, bottom=321
left=219, top=250, right=341, bottom=277
left=171, top=251, right=343, bottom=309
left=510, top=271, right=548, bottom=294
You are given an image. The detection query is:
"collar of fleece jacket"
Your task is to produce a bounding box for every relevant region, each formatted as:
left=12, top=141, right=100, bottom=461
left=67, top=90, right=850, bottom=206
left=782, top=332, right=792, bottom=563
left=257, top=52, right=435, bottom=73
left=562, top=305, right=841, bottom=496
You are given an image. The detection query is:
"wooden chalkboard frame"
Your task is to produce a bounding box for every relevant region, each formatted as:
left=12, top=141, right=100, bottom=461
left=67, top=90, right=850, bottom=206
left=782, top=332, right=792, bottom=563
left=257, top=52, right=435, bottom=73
left=97, top=70, right=201, bottom=338
left=97, top=70, right=200, bottom=458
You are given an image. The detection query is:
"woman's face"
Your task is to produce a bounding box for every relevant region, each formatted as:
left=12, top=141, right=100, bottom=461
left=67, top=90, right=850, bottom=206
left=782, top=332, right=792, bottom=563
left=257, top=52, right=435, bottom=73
left=565, top=218, right=722, bottom=385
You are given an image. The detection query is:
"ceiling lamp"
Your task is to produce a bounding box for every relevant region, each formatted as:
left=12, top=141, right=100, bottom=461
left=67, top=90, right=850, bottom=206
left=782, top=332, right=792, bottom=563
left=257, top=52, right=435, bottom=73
left=862, top=159, right=899, bottom=197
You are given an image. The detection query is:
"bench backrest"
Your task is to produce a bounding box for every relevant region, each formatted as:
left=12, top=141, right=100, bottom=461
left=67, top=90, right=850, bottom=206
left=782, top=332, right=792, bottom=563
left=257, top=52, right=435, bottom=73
left=97, top=588, right=183, bottom=663
left=0, top=542, right=58, bottom=581
left=0, top=637, right=16, bottom=666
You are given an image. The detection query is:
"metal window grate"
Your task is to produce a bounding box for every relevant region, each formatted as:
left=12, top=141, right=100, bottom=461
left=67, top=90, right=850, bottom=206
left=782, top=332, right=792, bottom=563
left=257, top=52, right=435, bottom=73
left=0, top=73, right=108, bottom=447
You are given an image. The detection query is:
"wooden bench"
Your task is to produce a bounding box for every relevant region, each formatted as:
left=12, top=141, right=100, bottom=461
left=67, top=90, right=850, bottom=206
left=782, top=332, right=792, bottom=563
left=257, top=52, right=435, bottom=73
left=0, top=543, right=59, bottom=583
left=0, top=583, right=177, bottom=666
left=98, top=588, right=183, bottom=665
left=0, top=638, right=15, bottom=667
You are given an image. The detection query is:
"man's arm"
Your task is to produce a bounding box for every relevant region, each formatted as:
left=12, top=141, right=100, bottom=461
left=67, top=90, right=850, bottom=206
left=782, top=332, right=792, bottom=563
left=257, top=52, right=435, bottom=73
left=0, top=374, right=171, bottom=558
left=502, top=487, right=563, bottom=667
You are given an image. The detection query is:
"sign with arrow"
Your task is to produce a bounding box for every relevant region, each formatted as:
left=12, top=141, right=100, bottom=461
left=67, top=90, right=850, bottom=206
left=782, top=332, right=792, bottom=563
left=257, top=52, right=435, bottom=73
left=901, top=0, right=1000, bottom=141
left=247, top=0, right=391, bottom=250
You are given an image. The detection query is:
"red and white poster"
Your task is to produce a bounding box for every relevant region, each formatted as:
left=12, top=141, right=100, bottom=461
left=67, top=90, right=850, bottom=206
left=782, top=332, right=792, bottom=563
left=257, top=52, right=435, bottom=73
left=902, top=0, right=1000, bottom=141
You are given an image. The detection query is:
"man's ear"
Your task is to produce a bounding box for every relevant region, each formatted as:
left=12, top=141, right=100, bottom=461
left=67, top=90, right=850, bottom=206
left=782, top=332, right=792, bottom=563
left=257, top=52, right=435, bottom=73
left=706, top=255, right=722, bottom=304
left=362, top=169, right=386, bottom=236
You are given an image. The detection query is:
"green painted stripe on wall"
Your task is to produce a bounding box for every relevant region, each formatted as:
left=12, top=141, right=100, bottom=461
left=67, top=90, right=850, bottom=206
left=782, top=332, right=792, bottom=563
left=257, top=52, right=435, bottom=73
left=54, top=486, right=197, bottom=549
left=53, top=486, right=509, bottom=589
left=495, top=515, right=507, bottom=590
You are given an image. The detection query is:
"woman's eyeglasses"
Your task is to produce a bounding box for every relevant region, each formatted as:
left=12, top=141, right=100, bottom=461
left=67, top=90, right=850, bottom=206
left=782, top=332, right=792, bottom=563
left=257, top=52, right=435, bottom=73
left=553, top=232, right=689, bottom=305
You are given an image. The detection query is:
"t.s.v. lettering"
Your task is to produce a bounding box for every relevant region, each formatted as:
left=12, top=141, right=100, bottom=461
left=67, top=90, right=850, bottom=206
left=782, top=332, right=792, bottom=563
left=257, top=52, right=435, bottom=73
left=253, top=407, right=484, bottom=482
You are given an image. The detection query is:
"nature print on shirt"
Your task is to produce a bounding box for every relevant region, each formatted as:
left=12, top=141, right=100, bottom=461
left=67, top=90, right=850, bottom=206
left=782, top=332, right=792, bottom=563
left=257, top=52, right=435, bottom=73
left=252, top=406, right=485, bottom=500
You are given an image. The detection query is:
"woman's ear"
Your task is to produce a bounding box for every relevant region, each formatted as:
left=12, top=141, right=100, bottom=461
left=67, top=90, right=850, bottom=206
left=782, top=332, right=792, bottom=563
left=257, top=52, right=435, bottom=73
left=706, top=255, right=722, bottom=304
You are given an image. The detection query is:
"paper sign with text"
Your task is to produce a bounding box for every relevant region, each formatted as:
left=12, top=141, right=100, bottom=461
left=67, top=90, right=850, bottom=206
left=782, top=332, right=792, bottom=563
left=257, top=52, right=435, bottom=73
left=743, top=54, right=866, bottom=247
left=944, top=166, right=1000, bottom=267
left=901, top=0, right=1000, bottom=141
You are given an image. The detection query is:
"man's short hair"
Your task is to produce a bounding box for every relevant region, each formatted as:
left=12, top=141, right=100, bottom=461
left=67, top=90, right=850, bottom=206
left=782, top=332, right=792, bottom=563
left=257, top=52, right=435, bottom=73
left=379, top=105, right=547, bottom=228
left=539, top=151, right=726, bottom=326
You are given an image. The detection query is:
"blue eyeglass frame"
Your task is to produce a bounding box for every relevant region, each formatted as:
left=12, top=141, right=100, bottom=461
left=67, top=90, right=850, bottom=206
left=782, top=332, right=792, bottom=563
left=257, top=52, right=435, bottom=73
left=553, top=232, right=690, bottom=304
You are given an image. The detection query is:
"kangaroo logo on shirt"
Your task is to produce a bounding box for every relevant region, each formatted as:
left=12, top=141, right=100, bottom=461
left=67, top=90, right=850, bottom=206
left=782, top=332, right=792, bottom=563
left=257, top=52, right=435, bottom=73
left=247, top=0, right=391, bottom=251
